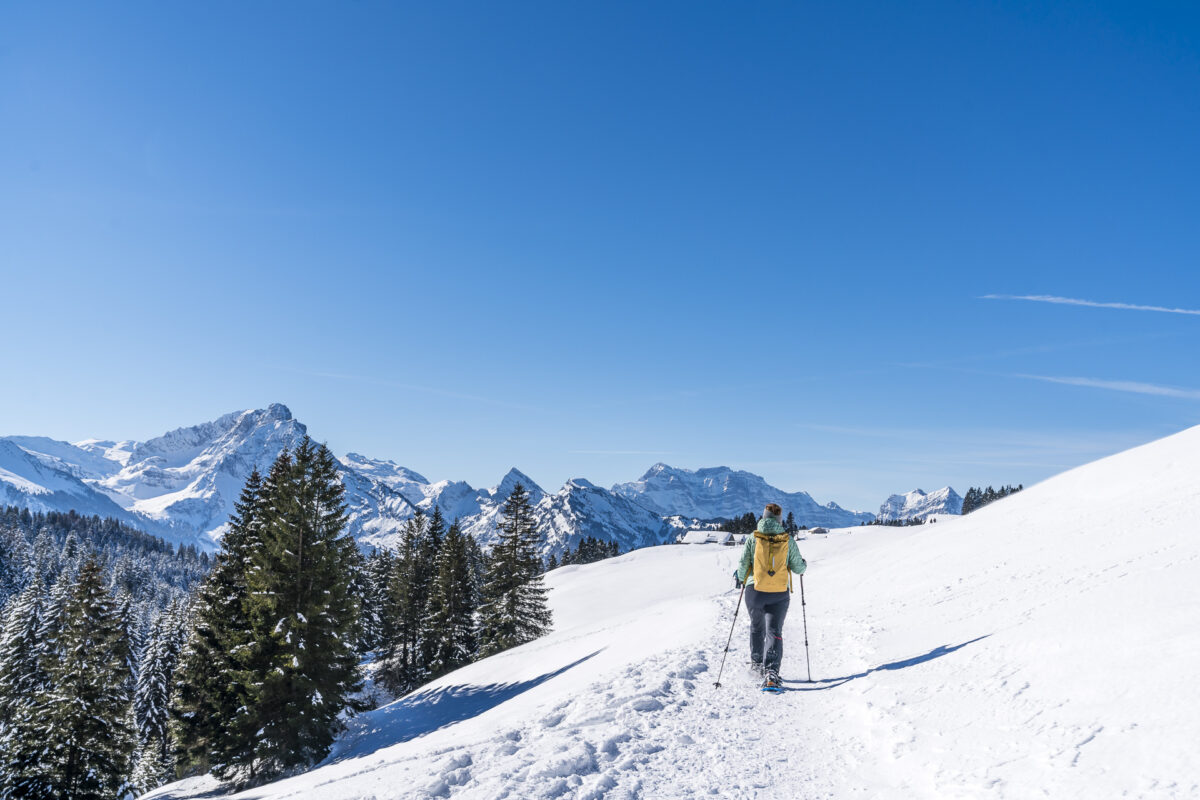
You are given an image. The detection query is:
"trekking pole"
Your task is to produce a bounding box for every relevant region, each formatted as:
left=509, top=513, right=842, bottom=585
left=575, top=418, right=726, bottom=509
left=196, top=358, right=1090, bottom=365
left=800, top=574, right=812, bottom=682
left=713, top=583, right=746, bottom=688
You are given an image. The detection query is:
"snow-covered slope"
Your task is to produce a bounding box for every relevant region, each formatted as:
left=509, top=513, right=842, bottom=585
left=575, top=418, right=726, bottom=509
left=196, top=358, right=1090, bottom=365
left=0, top=438, right=145, bottom=528
left=613, top=462, right=875, bottom=527
left=878, top=486, right=963, bottom=521
left=149, top=424, right=1200, bottom=799
left=338, top=453, right=430, bottom=506
left=530, top=478, right=675, bottom=555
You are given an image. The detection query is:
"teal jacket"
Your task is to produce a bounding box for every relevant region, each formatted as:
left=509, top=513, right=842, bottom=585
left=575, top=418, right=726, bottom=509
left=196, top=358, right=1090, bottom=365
left=737, top=516, right=807, bottom=587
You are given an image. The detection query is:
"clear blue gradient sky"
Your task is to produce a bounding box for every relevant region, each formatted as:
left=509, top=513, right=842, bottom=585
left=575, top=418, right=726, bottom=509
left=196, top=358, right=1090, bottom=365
left=2, top=2, right=1198, bottom=509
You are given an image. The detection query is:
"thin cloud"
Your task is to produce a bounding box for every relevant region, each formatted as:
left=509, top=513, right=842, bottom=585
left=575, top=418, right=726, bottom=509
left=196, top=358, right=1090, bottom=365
left=569, top=449, right=674, bottom=456
left=982, top=294, right=1200, bottom=316
left=1016, top=374, right=1200, bottom=400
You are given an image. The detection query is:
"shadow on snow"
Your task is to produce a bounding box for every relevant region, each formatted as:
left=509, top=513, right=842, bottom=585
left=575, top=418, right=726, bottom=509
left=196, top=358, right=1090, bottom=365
left=325, top=650, right=603, bottom=763
left=780, top=635, right=990, bottom=691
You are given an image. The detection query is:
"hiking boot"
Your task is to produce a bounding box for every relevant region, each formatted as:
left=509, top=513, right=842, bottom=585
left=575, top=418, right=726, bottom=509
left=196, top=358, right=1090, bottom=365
left=749, top=660, right=763, bottom=676
left=762, top=669, right=781, bottom=691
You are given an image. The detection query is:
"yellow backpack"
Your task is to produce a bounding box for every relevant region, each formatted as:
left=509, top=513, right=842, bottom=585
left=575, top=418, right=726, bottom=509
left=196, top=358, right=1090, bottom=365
left=752, top=532, right=792, bottom=592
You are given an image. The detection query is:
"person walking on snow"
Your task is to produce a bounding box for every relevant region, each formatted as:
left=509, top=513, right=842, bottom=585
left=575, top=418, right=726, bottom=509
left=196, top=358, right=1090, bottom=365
left=736, top=503, right=806, bottom=691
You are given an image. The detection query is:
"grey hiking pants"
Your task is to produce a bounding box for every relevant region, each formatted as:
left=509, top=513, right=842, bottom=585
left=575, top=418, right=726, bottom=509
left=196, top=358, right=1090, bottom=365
left=745, top=585, right=789, bottom=673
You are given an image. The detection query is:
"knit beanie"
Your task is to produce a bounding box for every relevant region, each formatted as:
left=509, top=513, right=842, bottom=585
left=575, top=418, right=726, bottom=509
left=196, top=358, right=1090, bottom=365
left=764, top=503, right=783, bottom=519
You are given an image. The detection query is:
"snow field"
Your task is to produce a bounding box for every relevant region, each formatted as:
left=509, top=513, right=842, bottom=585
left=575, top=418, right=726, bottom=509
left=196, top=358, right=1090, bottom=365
left=148, top=424, right=1200, bottom=799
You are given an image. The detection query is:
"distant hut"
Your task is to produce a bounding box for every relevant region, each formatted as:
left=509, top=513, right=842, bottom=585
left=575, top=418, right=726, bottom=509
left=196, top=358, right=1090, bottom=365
left=810, top=527, right=829, bottom=535
left=681, top=530, right=732, bottom=545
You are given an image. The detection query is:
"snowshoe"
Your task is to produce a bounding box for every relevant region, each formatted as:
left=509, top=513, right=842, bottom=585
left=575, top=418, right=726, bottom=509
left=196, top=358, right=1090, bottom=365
left=761, top=670, right=783, bottom=693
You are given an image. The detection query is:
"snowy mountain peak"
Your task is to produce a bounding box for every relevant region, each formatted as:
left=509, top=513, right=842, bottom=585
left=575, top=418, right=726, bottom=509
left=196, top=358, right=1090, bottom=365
left=878, top=486, right=963, bottom=521
left=498, top=468, right=544, bottom=498
left=129, top=405, right=303, bottom=467
left=613, top=463, right=873, bottom=527
left=640, top=462, right=673, bottom=479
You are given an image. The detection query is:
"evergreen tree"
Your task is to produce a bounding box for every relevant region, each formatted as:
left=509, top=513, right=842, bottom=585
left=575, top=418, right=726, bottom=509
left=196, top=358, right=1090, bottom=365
left=545, top=553, right=558, bottom=571
left=463, top=530, right=487, bottom=608
left=0, top=578, right=55, bottom=800
left=241, top=438, right=363, bottom=778
left=0, top=578, right=45, bottom=729
left=423, top=521, right=477, bottom=679
left=172, top=467, right=263, bottom=779
left=37, top=576, right=73, bottom=659
left=379, top=510, right=426, bottom=695
left=114, top=590, right=141, bottom=698
left=784, top=512, right=798, bottom=535
left=135, top=602, right=186, bottom=780
left=417, top=507, right=446, bottom=670
left=37, top=558, right=136, bottom=800
left=0, top=529, right=28, bottom=609
left=130, top=742, right=175, bottom=797
left=0, top=578, right=57, bottom=800
left=361, top=548, right=396, bottom=653
left=477, top=483, right=552, bottom=657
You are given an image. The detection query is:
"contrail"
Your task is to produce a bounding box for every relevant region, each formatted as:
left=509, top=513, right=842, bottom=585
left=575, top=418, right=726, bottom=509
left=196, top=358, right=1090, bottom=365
left=982, top=294, right=1200, bottom=316
left=1016, top=374, right=1200, bottom=400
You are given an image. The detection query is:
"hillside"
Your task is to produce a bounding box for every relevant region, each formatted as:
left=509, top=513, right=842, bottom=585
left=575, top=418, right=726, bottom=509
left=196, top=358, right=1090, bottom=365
left=147, top=424, right=1200, bottom=798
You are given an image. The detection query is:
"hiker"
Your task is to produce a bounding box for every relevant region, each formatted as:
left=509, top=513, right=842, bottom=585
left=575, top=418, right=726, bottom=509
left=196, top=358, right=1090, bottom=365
left=736, top=502, right=806, bottom=691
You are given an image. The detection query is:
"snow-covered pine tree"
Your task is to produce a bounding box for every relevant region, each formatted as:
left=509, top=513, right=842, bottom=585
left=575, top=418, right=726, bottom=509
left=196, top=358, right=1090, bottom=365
left=135, top=602, right=186, bottom=780
left=242, top=438, right=363, bottom=778
left=130, top=741, right=175, bottom=797
left=463, top=529, right=486, bottom=607
left=417, top=506, right=446, bottom=670
left=114, top=590, right=141, bottom=698
left=35, top=576, right=72, bottom=668
left=423, top=521, right=477, bottom=679
left=360, top=548, right=396, bottom=653
left=477, top=483, right=552, bottom=658
left=0, top=578, right=45, bottom=730
left=172, top=467, right=264, bottom=779
left=37, top=558, right=136, bottom=800
left=379, top=509, right=426, bottom=695
left=0, top=528, right=28, bottom=609
left=0, top=579, right=52, bottom=800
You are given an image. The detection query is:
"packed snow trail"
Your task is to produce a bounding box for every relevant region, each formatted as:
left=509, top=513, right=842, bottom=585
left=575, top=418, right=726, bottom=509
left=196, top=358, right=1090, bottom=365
left=148, top=425, right=1200, bottom=799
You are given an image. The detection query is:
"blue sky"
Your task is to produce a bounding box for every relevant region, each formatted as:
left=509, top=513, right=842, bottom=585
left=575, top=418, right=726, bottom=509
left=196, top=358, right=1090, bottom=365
left=2, top=1, right=1198, bottom=509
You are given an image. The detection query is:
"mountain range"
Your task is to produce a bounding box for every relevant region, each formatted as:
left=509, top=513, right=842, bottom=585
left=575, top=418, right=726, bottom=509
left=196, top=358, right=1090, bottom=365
left=1, top=404, right=935, bottom=556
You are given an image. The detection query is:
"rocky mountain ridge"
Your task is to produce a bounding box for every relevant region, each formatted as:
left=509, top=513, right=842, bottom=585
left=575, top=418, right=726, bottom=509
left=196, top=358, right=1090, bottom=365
left=2, top=405, right=924, bottom=557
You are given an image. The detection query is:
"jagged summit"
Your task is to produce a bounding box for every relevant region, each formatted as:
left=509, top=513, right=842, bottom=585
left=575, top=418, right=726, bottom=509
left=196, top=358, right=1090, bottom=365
left=497, top=467, right=544, bottom=498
